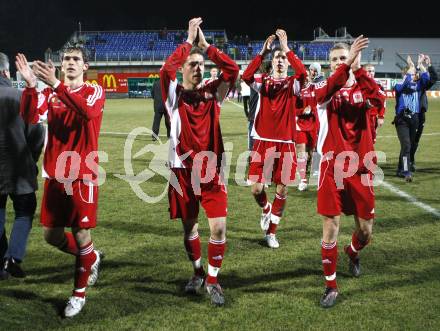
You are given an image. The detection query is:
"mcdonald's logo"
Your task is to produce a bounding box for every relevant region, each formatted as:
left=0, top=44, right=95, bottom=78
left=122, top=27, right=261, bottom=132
left=102, top=74, right=117, bottom=88
left=86, top=80, right=99, bottom=85
left=147, top=73, right=160, bottom=78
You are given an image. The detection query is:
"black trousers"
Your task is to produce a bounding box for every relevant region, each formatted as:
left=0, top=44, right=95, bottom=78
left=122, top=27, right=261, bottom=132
left=242, top=96, right=250, bottom=118
left=152, top=111, right=170, bottom=138
left=395, top=114, right=419, bottom=172
left=411, top=109, right=426, bottom=164
left=0, top=193, right=37, bottom=260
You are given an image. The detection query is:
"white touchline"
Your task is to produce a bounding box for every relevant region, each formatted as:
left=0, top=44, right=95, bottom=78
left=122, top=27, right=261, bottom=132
left=380, top=181, right=440, bottom=218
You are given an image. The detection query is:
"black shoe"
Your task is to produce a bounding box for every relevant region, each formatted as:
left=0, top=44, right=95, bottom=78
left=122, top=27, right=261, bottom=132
left=405, top=173, right=413, bottom=183
left=320, top=287, right=339, bottom=308
left=344, top=245, right=361, bottom=277
left=3, top=257, right=26, bottom=278
left=396, top=170, right=405, bottom=178
left=205, top=282, right=225, bottom=306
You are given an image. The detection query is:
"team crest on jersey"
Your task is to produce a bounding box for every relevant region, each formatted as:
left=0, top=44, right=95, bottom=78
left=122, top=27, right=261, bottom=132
left=353, top=91, right=363, bottom=104
left=50, top=95, right=62, bottom=106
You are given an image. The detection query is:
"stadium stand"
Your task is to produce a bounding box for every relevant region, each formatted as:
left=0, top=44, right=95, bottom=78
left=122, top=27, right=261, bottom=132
left=55, top=30, right=335, bottom=62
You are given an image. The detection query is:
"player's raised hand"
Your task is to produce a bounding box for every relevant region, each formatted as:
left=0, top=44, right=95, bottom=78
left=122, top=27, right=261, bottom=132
left=424, top=55, right=431, bottom=66
left=260, top=34, right=276, bottom=57
left=418, top=53, right=424, bottom=65
left=15, top=53, right=37, bottom=88
left=351, top=52, right=362, bottom=72
left=197, top=27, right=210, bottom=51
left=33, top=60, right=58, bottom=87
left=406, top=55, right=415, bottom=68
left=347, top=35, right=369, bottom=67
left=276, top=29, right=290, bottom=52
left=187, top=17, right=203, bottom=44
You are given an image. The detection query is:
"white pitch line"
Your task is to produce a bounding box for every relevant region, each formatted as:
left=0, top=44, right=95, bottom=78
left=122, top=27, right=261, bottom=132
left=226, top=100, right=440, bottom=139
left=380, top=181, right=440, bottom=218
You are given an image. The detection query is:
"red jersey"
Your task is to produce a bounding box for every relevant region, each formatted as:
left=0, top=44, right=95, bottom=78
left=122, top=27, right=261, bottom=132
left=314, top=64, right=386, bottom=170
left=20, top=82, right=105, bottom=181
left=242, top=51, right=306, bottom=143
left=297, top=82, right=319, bottom=132
left=160, top=42, right=239, bottom=169
left=369, top=81, right=386, bottom=118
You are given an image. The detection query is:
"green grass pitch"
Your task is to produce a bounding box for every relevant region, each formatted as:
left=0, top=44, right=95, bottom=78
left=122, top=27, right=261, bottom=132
left=1, top=98, right=439, bottom=330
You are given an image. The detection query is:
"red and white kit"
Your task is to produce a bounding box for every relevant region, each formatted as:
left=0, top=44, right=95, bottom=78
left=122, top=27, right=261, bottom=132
left=242, top=51, right=307, bottom=185
left=160, top=42, right=239, bottom=220
left=369, top=81, right=386, bottom=143
left=314, top=64, right=385, bottom=219
left=296, top=82, right=319, bottom=149
left=20, top=82, right=105, bottom=227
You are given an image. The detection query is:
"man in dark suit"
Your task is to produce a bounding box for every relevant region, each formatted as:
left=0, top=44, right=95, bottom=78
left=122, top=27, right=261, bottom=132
left=151, top=78, right=170, bottom=140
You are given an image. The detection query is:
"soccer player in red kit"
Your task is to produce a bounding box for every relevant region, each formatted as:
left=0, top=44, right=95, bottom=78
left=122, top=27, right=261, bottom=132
left=16, top=45, right=105, bottom=317
left=364, top=64, right=386, bottom=143
left=242, top=29, right=307, bottom=248
left=313, top=37, right=385, bottom=307
left=160, top=18, right=239, bottom=306
left=295, top=64, right=323, bottom=191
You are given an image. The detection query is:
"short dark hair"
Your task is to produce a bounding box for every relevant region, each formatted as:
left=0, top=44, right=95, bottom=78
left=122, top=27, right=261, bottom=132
left=271, top=46, right=283, bottom=58
left=189, top=47, right=205, bottom=57
left=60, top=43, right=90, bottom=63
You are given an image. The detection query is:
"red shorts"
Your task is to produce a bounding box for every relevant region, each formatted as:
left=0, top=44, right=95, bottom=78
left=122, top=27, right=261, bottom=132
left=296, top=130, right=318, bottom=149
left=168, top=168, right=228, bottom=220
left=248, top=139, right=297, bottom=185
left=317, top=161, right=374, bottom=220
left=41, top=179, right=98, bottom=228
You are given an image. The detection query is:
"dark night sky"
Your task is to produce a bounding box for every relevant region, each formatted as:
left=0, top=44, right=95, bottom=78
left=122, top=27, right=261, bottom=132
left=1, top=0, right=439, bottom=60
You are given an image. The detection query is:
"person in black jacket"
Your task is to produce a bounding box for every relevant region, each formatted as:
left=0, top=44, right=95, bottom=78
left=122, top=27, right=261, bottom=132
left=411, top=54, right=438, bottom=170
left=151, top=78, right=170, bottom=140
left=0, top=52, right=44, bottom=279
left=247, top=60, right=271, bottom=151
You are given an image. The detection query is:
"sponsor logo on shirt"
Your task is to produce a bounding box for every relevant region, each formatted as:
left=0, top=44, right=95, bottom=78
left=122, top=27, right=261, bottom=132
left=353, top=92, right=363, bottom=103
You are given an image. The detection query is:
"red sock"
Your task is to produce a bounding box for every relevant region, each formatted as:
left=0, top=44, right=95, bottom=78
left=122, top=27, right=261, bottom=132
left=297, top=156, right=307, bottom=181
left=345, top=232, right=369, bottom=261
left=266, top=193, right=286, bottom=235
left=206, top=237, right=226, bottom=285
left=254, top=190, right=268, bottom=209
left=184, top=232, right=204, bottom=276
left=321, top=241, right=338, bottom=289
left=266, top=222, right=278, bottom=235
left=59, top=232, right=79, bottom=256
left=272, top=193, right=287, bottom=217
left=74, top=242, right=96, bottom=294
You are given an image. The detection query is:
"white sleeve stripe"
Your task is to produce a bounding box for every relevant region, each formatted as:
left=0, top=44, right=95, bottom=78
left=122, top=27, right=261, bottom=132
left=293, top=79, right=301, bottom=96
left=87, top=85, right=103, bottom=106
left=37, top=93, right=46, bottom=109
left=88, top=85, right=102, bottom=106
left=86, top=85, right=101, bottom=105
